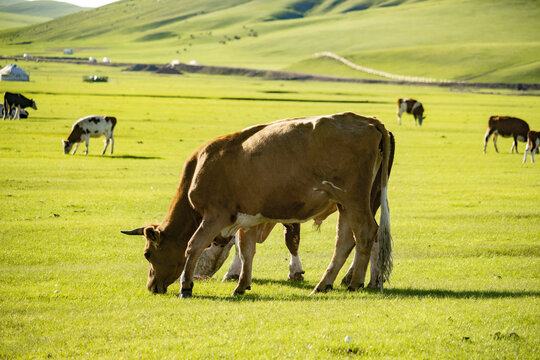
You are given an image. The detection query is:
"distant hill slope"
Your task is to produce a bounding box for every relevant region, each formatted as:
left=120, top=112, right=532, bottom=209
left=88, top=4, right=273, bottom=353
left=0, top=0, right=538, bottom=83
left=0, top=11, right=49, bottom=30
left=0, top=0, right=88, bottom=19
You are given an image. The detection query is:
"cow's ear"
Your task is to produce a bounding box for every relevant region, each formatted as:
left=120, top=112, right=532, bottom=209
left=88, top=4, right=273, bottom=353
left=144, top=226, right=161, bottom=244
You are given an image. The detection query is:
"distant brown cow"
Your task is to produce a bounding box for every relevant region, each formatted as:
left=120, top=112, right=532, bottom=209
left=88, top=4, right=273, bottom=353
left=397, top=98, right=425, bottom=126
left=122, top=112, right=394, bottom=298
left=483, top=116, right=529, bottom=154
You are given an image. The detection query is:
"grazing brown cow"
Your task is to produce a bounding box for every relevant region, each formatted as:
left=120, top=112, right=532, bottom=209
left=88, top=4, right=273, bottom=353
left=397, top=98, right=425, bottom=126
left=122, top=112, right=394, bottom=298
left=483, top=116, right=529, bottom=154
left=523, top=130, right=540, bottom=163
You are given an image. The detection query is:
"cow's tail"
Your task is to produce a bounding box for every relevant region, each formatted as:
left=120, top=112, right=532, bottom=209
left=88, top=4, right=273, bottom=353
left=375, top=123, right=394, bottom=290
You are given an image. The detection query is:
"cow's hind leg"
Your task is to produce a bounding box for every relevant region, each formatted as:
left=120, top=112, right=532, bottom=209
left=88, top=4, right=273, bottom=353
left=341, top=239, right=379, bottom=287
left=492, top=133, right=499, bottom=153
left=233, top=228, right=257, bottom=295
left=343, top=205, right=378, bottom=291
left=312, top=210, right=355, bottom=294
left=101, top=137, right=109, bottom=155
left=180, top=214, right=229, bottom=298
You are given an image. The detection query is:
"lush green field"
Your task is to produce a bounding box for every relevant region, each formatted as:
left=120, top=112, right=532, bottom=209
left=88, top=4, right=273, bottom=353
left=1, top=0, right=539, bottom=83
left=0, top=61, right=539, bottom=359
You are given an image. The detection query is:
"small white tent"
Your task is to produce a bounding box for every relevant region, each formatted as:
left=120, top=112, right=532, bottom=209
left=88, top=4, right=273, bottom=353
left=0, top=64, right=29, bottom=82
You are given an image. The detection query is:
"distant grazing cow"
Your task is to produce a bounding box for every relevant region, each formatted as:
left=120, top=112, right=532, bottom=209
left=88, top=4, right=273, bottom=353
left=483, top=116, right=529, bottom=154
left=397, top=98, right=425, bottom=126
left=122, top=112, right=394, bottom=298
left=3, top=92, right=37, bottom=120
left=0, top=104, right=28, bottom=119
left=522, top=130, right=540, bottom=163
left=63, top=115, right=117, bottom=155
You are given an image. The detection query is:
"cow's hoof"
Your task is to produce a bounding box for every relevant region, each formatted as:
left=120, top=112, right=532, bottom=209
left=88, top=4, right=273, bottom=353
left=233, top=289, right=245, bottom=296
left=288, top=271, right=305, bottom=282
left=222, top=274, right=240, bottom=282
left=341, top=274, right=352, bottom=287
left=347, top=284, right=364, bottom=292
left=179, top=289, right=192, bottom=299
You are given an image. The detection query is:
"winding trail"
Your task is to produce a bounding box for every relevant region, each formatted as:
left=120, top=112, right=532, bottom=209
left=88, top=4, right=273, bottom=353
left=314, top=51, right=456, bottom=84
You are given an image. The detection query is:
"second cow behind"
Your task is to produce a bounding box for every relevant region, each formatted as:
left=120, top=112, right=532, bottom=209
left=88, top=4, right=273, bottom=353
left=63, top=115, right=117, bottom=155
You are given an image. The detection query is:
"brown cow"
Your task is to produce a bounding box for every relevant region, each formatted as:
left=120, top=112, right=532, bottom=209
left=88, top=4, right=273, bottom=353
left=397, top=98, right=425, bottom=126
left=122, top=112, right=394, bottom=298
left=483, top=116, right=529, bottom=154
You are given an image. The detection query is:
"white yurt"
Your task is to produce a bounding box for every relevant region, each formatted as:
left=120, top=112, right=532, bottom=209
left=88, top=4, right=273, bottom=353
left=0, top=64, right=30, bottom=81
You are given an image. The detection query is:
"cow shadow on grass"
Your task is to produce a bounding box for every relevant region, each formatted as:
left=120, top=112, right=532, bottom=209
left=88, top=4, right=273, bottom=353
left=89, top=154, right=162, bottom=160
left=167, top=281, right=540, bottom=302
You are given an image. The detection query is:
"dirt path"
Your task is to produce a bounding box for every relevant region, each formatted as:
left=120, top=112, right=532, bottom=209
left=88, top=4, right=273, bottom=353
left=1, top=55, right=538, bottom=91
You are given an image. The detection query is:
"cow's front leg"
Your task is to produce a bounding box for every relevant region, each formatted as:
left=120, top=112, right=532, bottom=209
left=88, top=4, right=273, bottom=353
left=284, top=223, right=304, bottom=281
left=233, top=228, right=257, bottom=295
left=312, top=210, right=355, bottom=294
left=71, top=143, right=80, bottom=155
left=84, top=139, right=90, bottom=155
left=180, top=215, right=228, bottom=298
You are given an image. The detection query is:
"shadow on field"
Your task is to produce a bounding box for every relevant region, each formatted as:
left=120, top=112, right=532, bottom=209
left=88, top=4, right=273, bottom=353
left=167, top=284, right=540, bottom=302
left=102, top=155, right=163, bottom=160
left=385, top=287, right=540, bottom=299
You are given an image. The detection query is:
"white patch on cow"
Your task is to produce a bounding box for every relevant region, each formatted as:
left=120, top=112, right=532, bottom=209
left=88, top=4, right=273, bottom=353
left=322, top=180, right=345, bottom=192
left=412, top=101, right=421, bottom=111
left=289, top=255, right=303, bottom=276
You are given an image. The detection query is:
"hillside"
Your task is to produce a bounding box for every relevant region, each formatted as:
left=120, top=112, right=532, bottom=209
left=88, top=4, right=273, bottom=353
left=0, top=10, right=49, bottom=30
left=0, top=0, right=88, bottom=17
left=0, top=0, right=89, bottom=30
left=0, top=0, right=539, bottom=83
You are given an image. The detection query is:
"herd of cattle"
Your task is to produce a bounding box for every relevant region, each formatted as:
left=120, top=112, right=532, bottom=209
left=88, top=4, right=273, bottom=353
left=2, top=90, right=538, bottom=298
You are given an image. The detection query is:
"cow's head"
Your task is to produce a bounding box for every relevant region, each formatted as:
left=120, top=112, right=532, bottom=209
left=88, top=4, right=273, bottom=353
left=121, top=225, right=186, bottom=294
left=30, top=100, right=37, bottom=110
left=62, top=139, right=73, bottom=154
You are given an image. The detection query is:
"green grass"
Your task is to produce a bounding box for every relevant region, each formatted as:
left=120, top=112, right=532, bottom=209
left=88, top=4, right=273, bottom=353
left=0, top=61, right=539, bottom=359
left=1, top=0, right=539, bottom=83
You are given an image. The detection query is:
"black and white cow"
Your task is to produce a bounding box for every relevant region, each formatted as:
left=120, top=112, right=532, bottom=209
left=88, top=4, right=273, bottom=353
left=397, top=98, right=425, bottom=126
left=63, top=115, right=117, bottom=155
left=0, top=104, right=28, bottom=119
left=523, top=130, right=540, bottom=164
left=2, top=92, right=37, bottom=120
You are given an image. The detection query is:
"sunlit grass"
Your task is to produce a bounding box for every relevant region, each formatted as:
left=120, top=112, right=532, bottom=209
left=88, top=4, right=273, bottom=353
left=0, top=62, right=538, bottom=359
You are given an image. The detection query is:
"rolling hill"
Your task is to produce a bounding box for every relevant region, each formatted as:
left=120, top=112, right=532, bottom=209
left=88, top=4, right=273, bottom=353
left=0, top=0, right=89, bottom=30
left=0, top=0, right=539, bottom=83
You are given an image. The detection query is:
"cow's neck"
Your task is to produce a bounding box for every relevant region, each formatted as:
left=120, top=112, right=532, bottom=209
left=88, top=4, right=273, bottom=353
left=159, top=185, right=200, bottom=245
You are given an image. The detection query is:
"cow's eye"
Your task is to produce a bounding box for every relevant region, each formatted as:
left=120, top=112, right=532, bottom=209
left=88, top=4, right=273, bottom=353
left=144, top=251, right=151, bottom=260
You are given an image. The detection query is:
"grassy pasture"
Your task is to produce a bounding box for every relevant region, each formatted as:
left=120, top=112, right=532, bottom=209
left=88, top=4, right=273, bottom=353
left=0, top=61, right=539, bottom=359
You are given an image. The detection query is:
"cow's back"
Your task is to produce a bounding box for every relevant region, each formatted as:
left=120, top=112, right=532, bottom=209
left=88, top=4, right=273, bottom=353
left=188, top=112, right=383, bottom=218
left=489, top=116, right=529, bottom=137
